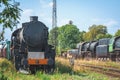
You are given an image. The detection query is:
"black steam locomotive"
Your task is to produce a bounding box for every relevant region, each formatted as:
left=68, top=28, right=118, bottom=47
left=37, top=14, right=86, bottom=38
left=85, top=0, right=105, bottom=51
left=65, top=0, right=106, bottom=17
left=77, top=36, right=120, bottom=61
left=11, top=16, right=56, bottom=73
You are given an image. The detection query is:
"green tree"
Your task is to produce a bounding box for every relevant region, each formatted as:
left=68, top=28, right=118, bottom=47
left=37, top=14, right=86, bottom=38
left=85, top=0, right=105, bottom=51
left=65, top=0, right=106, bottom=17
left=83, top=31, right=91, bottom=41
left=83, top=24, right=107, bottom=41
left=115, top=29, right=120, bottom=37
left=89, top=25, right=107, bottom=34
left=0, top=0, right=21, bottom=40
left=58, top=24, right=80, bottom=50
left=79, top=31, right=86, bottom=42
left=49, top=27, right=59, bottom=48
left=96, top=33, right=112, bottom=40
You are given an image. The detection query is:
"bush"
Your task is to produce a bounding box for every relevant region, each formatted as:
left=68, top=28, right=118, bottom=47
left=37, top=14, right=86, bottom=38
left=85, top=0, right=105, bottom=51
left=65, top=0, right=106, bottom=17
left=0, top=71, right=8, bottom=80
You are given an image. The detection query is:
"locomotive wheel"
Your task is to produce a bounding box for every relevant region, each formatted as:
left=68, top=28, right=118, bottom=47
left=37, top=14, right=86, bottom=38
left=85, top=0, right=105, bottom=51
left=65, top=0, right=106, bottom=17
left=85, top=52, right=92, bottom=60
left=13, top=56, right=21, bottom=71
left=29, top=65, right=36, bottom=74
left=81, top=53, right=85, bottom=59
left=45, top=48, right=56, bottom=73
left=110, top=54, right=116, bottom=61
left=45, top=64, right=55, bottom=74
left=116, top=53, right=120, bottom=62
left=45, top=57, right=55, bottom=74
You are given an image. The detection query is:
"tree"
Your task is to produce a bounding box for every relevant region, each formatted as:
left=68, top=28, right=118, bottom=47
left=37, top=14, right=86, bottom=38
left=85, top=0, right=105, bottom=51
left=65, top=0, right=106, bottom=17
left=83, top=31, right=91, bottom=41
left=49, top=27, right=59, bottom=47
left=0, top=0, right=21, bottom=40
left=89, top=25, right=107, bottom=35
left=79, top=31, right=86, bottom=42
left=58, top=24, right=80, bottom=50
left=96, top=33, right=112, bottom=40
left=83, top=24, right=107, bottom=41
left=115, top=29, right=120, bottom=37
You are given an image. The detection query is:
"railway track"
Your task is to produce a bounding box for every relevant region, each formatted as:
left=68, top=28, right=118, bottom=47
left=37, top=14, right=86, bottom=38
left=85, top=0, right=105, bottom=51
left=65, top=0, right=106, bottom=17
left=68, top=57, right=120, bottom=78
left=57, top=57, right=120, bottom=78
left=76, top=63, right=120, bottom=78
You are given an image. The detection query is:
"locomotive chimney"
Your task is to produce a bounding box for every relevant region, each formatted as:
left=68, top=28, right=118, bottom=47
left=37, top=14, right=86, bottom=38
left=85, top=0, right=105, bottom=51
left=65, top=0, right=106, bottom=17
left=30, top=16, right=38, bottom=21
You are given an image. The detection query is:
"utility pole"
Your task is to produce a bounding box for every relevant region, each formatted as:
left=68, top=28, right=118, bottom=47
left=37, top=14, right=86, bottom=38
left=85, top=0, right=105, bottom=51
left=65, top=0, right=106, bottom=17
left=52, top=0, right=57, bottom=28
left=52, top=0, right=57, bottom=49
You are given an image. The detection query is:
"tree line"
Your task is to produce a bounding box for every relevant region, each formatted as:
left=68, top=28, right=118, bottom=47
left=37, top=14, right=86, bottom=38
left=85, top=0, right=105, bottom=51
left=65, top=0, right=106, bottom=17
left=49, top=21, right=120, bottom=54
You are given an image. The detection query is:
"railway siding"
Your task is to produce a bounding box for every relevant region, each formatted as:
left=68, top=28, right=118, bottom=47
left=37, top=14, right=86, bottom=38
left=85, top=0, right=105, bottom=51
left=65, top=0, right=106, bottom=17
left=75, top=59, right=120, bottom=69
left=56, top=57, right=120, bottom=79
left=77, top=63, right=120, bottom=78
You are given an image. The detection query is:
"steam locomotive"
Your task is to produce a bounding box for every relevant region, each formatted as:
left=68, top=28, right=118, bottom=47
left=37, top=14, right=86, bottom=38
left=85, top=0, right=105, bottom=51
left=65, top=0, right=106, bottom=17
left=10, top=16, right=56, bottom=73
left=77, top=36, right=120, bottom=61
left=61, top=36, right=120, bottom=61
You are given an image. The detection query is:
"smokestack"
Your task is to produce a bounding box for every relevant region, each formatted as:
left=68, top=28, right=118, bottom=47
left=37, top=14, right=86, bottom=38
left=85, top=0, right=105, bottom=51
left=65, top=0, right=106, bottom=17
left=30, top=16, right=38, bottom=21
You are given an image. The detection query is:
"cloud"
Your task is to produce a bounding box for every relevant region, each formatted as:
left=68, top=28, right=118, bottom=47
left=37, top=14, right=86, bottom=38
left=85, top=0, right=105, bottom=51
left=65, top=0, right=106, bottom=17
left=90, top=18, right=120, bottom=34
left=20, top=9, right=34, bottom=24
left=91, top=18, right=102, bottom=22
left=40, top=15, right=52, bottom=25
left=58, top=18, right=71, bottom=26
left=14, top=9, right=34, bottom=29
left=91, top=18, right=119, bottom=27
left=22, top=9, right=33, bottom=16
left=104, top=19, right=118, bottom=27
left=48, top=2, right=53, bottom=7
left=35, top=12, right=52, bottom=29
left=39, top=0, right=53, bottom=8
left=19, top=8, right=52, bottom=29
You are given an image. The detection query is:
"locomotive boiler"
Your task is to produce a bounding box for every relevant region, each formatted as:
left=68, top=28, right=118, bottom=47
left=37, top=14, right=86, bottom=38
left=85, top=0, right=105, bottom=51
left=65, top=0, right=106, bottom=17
left=11, top=16, right=56, bottom=73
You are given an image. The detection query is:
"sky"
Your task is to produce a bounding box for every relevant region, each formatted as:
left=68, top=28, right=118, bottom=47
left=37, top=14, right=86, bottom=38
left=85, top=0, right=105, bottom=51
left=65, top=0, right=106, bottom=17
left=2, top=0, right=120, bottom=40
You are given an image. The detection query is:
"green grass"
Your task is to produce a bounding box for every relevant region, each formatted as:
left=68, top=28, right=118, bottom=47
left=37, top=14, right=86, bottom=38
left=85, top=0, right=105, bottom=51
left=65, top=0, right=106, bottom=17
left=0, top=58, right=120, bottom=80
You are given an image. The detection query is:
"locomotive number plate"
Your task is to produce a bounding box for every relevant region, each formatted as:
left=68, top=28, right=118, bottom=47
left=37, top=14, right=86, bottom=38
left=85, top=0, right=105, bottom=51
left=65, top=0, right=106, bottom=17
left=28, top=52, right=45, bottom=59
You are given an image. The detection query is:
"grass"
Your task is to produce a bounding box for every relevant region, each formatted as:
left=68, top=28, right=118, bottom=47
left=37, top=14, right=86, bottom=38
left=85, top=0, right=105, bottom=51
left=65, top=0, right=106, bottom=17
left=0, top=57, right=120, bottom=80
left=0, top=58, right=14, bottom=80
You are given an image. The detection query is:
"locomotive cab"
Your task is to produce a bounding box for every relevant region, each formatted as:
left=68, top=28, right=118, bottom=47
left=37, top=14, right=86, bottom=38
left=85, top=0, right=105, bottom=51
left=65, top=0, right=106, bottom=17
left=114, top=36, right=120, bottom=51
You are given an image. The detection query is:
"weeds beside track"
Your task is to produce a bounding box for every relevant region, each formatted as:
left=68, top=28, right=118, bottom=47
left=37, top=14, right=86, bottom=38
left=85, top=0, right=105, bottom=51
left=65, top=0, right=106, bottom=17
left=57, top=57, right=120, bottom=79
left=77, top=63, right=120, bottom=78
